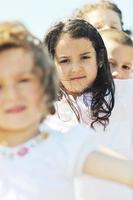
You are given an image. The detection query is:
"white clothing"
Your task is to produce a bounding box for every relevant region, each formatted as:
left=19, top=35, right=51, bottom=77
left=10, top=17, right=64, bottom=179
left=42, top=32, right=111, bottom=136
left=0, top=125, right=96, bottom=200
left=43, top=79, right=133, bottom=154
left=42, top=79, right=133, bottom=200
left=74, top=176, right=133, bottom=200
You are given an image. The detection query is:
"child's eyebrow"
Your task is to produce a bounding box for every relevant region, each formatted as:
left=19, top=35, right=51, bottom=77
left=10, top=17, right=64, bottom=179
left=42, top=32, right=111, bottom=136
left=16, top=71, right=34, bottom=76
left=55, top=55, right=70, bottom=60
left=80, top=52, right=91, bottom=56
left=58, top=56, right=69, bottom=59
left=123, top=62, right=132, bottom=66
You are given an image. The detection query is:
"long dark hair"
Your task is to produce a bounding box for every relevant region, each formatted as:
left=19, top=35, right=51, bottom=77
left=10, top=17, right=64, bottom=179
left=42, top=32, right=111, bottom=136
left=44, top=19, right=115, bottom=129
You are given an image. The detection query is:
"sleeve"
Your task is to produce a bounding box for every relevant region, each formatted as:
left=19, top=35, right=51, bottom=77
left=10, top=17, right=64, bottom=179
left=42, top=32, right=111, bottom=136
left=62, top=124, right=98, bottom=177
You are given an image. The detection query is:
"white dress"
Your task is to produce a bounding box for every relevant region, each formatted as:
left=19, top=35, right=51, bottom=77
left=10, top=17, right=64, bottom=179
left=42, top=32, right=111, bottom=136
left=42, top=79, right=133, bottom=200
left=0, top=125, right=97, bottom=200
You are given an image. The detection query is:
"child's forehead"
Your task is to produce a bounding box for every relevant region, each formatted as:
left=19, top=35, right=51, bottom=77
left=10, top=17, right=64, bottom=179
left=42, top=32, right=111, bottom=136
left=104, top=38, right=133, bottom=50
left=85, top=8, right=120, bottom=19
left=0, top=48, right=36, bottom=75
left=56, top=35, right=94, bottom=55
left=58, top=33, right=92, bottom=46
left=0, top=47, right=33, bottom=61
left=113, top=45, right=133, bottom=57
left=101, top=30, right=133, bottom=45
left=107, top=43, right=133, bottom=64
left=101, top=35, right=121, bottom=48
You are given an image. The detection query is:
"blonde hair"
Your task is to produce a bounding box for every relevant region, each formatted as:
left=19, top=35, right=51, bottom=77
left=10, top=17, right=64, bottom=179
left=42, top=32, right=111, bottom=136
left=100, top=29, right=133, bottom=47
left=73, top=0, right=123, bottom=25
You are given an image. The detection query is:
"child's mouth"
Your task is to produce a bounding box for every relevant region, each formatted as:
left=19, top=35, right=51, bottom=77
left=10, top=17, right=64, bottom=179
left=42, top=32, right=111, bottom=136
left=5, top=106, right=26, bottom=114
left=70, top=75, right=86, bottom=80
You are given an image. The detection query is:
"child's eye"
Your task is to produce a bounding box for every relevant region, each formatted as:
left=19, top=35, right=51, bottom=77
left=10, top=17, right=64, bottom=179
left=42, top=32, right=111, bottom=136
left=59, top=59, right=70, bottom=64
left=110, top=26, right=118, bottom=30
left=19, top=78, right=31, bottom=83
left=81, top=56, right=90, bottom=60
left=122, top=65, right=130, bottom=70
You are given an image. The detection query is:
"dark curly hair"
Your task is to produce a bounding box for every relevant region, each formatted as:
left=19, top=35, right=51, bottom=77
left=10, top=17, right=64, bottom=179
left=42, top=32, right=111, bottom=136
left=0, top=21, right=58, bottom=117
left=44, top=19, right=115, bottom=129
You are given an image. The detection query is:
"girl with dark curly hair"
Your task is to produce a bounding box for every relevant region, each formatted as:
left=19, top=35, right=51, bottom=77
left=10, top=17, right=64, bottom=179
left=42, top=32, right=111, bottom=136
left=44, top=19, right=115, bottom=131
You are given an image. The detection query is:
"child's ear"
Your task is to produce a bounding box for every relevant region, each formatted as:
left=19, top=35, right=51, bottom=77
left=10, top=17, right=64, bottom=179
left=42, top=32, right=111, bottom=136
left=47, top=105, right=55, bottom=115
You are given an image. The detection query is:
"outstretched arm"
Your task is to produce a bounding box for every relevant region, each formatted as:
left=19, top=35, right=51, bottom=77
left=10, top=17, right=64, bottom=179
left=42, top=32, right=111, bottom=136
left=83, top=146, right=133, bottom=188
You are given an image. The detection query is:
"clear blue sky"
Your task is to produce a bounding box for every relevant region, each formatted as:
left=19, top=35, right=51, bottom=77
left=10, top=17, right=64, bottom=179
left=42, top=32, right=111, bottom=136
left=0, top=0, right=132, bottom=39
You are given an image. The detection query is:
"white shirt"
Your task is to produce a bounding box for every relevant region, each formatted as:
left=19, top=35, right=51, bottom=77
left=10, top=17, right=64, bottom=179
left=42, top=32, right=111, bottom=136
left=0, top=125, right=96, bottom=200
left=43, top=79, right=133, bottom=154
left=42, top=79, right=133, bottom=200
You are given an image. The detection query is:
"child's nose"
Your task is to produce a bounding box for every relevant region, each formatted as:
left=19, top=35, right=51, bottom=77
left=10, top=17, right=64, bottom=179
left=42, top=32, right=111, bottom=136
left=112, top=71, right=118, bottom=78
left=112, top=70, right=122, bottom=79
left=71, top=62, right=80, bottom=72
left=4, top=85, right=18, bottom=100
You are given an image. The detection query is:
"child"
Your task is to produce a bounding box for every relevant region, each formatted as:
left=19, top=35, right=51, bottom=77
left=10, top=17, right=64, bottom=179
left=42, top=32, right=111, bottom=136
left=44, top=18, right=133, bottom=200
left=73, top=0, right=131, bottom=35
left=100, top=29, right=133, bottom=79
left=0, top=21, right=133, bottom=200
left=44, top=18, right=115, bottom=131
left=43, top=18, right=133, bottom=133
left=43, top=18, right=133, bottom=152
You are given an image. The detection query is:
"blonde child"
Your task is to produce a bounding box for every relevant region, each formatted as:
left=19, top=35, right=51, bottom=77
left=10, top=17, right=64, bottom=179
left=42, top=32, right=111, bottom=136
left=73, top=0, right=131, bottom=34
left=0, top=21, right=133, bottom=200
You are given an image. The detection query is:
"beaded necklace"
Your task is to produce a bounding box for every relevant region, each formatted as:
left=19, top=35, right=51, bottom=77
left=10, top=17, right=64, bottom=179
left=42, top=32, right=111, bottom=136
left=0, top=132, right=49, bottom=159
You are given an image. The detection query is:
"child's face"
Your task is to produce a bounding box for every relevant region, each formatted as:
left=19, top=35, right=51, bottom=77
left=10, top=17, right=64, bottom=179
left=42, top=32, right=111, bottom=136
left=0, top=48, right=44, bottom=132
left=103, top=38, right=133, bottom=79
left=84, top=9, right=122, bottom=31
left=55, top=33, right=98, bottom=95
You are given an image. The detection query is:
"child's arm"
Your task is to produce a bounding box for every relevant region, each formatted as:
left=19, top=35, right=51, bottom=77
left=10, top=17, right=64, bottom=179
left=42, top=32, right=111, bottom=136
left=83, top=146, right=133, bottom=188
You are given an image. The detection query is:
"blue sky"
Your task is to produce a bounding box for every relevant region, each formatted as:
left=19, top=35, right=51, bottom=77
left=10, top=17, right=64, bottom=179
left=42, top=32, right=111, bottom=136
left=0, top=0, right=132, bottom=39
